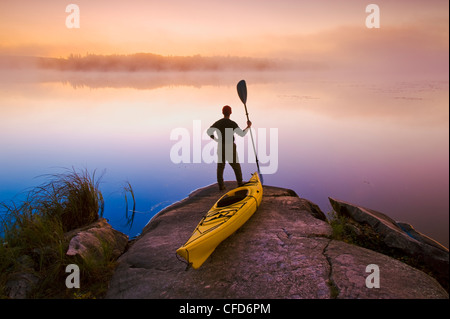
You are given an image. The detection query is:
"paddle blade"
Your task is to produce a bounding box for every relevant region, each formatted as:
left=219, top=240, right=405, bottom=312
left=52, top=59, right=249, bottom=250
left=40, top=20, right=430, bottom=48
left=237, top=80, right=247, bottom=105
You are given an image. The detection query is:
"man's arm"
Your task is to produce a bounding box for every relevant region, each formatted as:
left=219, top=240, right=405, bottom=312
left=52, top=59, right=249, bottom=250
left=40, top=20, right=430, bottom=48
left=235, top=120, right=252, bottom=137
left=207, top=126, right=219, bottom=141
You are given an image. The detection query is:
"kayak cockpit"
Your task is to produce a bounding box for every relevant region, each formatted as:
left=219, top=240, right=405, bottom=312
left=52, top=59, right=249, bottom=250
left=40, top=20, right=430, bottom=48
left=216, top=189, right=249, bottom=208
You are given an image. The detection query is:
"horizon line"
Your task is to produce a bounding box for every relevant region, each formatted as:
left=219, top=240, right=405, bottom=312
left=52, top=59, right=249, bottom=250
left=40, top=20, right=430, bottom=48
left=0, top=52, right=326, bottom=72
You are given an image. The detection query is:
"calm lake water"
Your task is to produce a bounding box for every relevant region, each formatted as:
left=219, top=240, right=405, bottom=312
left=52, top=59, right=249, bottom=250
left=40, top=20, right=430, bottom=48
left=0, top=69, right=448, bottom=247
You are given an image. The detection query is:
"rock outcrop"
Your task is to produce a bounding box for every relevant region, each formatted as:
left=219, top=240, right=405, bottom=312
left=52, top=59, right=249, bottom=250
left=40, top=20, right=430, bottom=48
left=4, top=218, right=128, bottom=299
left=106, top=183, right=448, bottom=299
left=66, top=218, right=129, bottom=263
left=329, top=197, right=449, bottom=291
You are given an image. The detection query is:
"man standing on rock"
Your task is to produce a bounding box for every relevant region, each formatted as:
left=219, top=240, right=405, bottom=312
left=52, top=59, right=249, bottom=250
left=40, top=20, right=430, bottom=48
left=207, top=105, right=252, bottom=190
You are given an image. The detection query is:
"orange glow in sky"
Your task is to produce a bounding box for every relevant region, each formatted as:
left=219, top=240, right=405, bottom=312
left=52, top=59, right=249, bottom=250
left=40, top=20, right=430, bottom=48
left=0, top=0, right=448, bottom=75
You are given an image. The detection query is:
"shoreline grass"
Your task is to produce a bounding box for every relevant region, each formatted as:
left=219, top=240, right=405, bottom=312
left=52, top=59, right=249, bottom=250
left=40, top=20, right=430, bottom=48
left=0, top=167, right=123, bottom=298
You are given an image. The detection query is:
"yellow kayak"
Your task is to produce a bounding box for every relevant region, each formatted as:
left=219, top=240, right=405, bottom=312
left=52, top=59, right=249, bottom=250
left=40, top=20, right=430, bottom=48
left=176, top=172, right=263, bottom=269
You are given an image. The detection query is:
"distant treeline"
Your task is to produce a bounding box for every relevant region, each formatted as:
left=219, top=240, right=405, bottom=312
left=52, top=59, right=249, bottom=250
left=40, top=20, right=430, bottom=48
left=35, top=53, right=286, bottom=72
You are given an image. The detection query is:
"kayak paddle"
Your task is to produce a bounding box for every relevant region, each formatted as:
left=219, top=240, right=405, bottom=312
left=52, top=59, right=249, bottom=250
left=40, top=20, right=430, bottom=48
left=237, top=79, right=263, bottom=185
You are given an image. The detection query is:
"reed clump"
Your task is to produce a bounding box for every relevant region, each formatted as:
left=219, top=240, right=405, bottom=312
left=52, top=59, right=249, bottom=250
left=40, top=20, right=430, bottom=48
left=0, top=167, right=113, bottom=298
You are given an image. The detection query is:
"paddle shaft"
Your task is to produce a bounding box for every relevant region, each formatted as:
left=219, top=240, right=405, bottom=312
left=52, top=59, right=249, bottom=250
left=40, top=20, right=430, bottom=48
left=237, top=80, right=263, bottom=183
left=243, top=101, right=264, bottom=184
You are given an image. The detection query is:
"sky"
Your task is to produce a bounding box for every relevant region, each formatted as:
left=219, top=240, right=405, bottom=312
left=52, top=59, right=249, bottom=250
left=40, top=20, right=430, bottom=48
left=0, top=0, right=448, bottom=74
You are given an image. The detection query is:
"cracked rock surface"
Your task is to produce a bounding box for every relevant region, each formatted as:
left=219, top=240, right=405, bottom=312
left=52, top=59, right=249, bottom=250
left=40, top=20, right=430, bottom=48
left=106, top=183, right=448, bottom=299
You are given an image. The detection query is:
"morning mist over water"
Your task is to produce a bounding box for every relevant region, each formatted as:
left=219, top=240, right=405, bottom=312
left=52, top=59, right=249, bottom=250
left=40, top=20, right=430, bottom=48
left=0, top=64, right=448, bottom=247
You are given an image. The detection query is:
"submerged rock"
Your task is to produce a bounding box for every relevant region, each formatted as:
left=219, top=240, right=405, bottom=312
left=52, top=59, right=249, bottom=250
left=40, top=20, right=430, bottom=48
left=105, top=183, right=448, bottom=299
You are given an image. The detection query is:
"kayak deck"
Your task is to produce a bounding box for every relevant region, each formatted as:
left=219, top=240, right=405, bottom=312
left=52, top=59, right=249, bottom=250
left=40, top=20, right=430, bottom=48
left=176, top=173, right=263, bottom=269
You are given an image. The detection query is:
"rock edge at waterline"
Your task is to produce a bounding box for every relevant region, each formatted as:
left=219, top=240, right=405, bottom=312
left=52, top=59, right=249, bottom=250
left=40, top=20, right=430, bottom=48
left=106, top=183, right=448, bottom=299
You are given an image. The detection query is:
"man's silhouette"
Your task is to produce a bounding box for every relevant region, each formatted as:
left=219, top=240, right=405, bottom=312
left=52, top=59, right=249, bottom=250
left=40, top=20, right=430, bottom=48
left=207, top=105, right=252, bottom=190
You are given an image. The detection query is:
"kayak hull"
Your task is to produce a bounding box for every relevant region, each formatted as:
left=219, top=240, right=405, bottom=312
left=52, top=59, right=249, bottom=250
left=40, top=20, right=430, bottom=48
left=176, top=172, right=263, bottom=269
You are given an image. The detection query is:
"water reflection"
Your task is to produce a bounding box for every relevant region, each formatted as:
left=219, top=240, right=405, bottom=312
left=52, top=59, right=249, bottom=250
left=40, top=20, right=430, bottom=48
left=0, top=69, right=448, bottom=247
